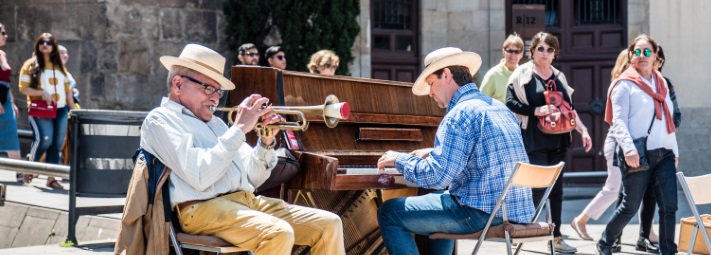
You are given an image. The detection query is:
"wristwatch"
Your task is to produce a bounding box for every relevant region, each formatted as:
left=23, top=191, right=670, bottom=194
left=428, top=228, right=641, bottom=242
left=258, top=137, right=275, bottom=150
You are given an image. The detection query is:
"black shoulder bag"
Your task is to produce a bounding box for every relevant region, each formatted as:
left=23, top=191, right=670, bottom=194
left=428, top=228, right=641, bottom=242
left=615, top=115, right=654, bottom=174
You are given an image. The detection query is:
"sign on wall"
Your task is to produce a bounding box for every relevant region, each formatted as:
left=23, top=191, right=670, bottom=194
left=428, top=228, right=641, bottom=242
left=512, top=4, right=546, bottom=38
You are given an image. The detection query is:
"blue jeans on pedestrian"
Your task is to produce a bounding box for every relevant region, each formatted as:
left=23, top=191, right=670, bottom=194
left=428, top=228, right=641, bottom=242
left=377, top=190, right=503, bottom=255
left=28, top=106, right=69, bottom=164
left=599, top=148, right=678, bottom=254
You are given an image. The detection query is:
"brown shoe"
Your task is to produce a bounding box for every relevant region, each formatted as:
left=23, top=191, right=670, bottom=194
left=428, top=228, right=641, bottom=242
left=47, top=179, right=64, bottom=189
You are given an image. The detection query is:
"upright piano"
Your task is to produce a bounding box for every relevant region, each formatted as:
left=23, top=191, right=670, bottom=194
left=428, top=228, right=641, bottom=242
left=229, top=66, right=445, bottom=255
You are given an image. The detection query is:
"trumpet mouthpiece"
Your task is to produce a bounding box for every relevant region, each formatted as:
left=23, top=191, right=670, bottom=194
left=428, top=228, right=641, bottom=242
left=209, top=105, right=217, bottom=112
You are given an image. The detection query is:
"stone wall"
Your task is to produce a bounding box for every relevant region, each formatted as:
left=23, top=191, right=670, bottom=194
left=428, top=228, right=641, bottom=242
left=420, top=0, right=504, bottom=81
left=0, top=0, right=227, bottom=131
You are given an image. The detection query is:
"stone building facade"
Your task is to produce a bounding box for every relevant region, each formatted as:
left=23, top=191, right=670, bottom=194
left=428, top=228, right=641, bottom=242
left=1, top=0, right=228, bottom=132
left=0, top=0, right=708, bottom=176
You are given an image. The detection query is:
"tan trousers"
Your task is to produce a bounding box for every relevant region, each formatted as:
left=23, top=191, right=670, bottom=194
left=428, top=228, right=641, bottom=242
left=177, top=191, right=345, bottom=255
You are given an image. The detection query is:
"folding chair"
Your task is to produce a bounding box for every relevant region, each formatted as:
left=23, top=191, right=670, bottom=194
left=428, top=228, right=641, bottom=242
left=169, top=220, right=252, bottom=255
left=134, top=149, right=251, bottom=255
left=430, top=161, right=565, bottom=255
left=676, top=172, right=711, bottom=255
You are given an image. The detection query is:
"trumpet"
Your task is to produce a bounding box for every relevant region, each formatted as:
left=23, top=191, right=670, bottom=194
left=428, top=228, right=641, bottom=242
left=210, top=94, right=350, bottom=136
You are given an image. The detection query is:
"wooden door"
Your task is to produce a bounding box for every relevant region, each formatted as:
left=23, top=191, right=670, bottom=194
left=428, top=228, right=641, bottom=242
left=507, top=0, right=627, bottom=179
left=371, top=0, right=420, bottom=82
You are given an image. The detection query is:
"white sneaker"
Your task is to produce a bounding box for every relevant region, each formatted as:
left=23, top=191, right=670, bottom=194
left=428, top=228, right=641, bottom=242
left=547, top=237, right=577, bottom=253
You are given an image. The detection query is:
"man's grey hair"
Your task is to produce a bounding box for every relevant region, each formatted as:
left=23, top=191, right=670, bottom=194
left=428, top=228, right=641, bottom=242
left=166, top=65, right=196, bottom=91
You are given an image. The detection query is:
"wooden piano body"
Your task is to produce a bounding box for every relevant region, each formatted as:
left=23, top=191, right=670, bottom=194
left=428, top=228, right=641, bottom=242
left=229, top=66, right=445, bottom=254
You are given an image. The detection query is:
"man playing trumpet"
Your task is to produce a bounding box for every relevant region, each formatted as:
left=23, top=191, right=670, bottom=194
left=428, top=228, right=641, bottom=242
left=139, top=44, right=345, bottom=255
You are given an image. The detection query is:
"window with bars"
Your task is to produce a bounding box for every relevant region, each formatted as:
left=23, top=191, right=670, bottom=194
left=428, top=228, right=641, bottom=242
left=373, top=0, right=412, bottom=30
left=512, top=0, right=559, bottom=27
left=574, top=0, right=621, bottom=25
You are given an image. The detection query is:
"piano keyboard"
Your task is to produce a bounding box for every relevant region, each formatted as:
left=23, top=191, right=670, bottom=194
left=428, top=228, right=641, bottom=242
left=338, top=167, right=400, bottom=175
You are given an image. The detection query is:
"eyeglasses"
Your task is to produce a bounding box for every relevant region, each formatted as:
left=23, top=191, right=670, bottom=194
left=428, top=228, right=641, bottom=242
left=273, top=55, right=286, bottom=61
left=536, top=46, right=555, bottom=54
left=242, top=52, right=259, bottom=57
left=504, top=49, right=521, bottom=54
left=633, top=48, right=653, bottom=57
left=180, top=75, right=224, bottom=97
left=324, top=64, right=339, bottom=70
left=40, top=39, right=53, bottom=46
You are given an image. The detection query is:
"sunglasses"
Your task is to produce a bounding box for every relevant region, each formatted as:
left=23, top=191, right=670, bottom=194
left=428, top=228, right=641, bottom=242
left=504, top=49, right=521, bottom=54
left=633, top=48, right=653, bottom=57
left=324, top=64, right=339, bottom=70
left=242, top=52, right=259, bottom=57
left=273, top=55, right=286, bottom=61
left=40, top=39, right=53, bottom=46
left=181, top=75, right=224, bottom=97
left=536, top=46, right=555, bottom=54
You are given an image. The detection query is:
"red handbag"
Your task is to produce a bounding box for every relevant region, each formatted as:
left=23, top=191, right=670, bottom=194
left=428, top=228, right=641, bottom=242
left=28, top=100, right=57, bottom=119
left=537, top=79, right=577, bottom=134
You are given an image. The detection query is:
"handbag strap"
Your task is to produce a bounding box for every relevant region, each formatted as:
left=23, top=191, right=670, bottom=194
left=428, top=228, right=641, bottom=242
left=646, top=112, right=655, bottom=135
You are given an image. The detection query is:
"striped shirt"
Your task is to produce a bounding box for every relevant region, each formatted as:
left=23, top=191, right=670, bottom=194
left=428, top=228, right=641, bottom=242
left=395, top=83, right=535, bottom=223
left=140, top=98, right=277, bottom=208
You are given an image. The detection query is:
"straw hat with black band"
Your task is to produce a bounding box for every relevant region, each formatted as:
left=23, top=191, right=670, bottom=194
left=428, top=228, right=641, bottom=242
left=160, top=44, right=235, bottom=90
left=412, top=47, right=482, bottom=96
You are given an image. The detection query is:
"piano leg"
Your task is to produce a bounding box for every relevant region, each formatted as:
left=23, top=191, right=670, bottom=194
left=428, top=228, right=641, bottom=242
left=286, top=188, right=422, bottom=255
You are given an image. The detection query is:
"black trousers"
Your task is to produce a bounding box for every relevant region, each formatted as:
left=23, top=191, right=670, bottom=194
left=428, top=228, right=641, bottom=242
left=528, top=147, right=567, bottom=237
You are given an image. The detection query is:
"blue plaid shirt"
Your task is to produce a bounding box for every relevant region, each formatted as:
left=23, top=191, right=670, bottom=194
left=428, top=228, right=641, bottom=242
left=395, top=83, right=535, bottom=223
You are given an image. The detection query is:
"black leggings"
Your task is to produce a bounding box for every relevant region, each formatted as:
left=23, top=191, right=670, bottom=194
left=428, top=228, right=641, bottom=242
left=528, top=148, right=567, bottom=237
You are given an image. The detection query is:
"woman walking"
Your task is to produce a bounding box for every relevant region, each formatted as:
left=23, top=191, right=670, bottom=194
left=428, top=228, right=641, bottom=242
left=18, top=33, right=75, bottom=189
left=506, top=32, right=593, bottom=254
left=596, top=34, right=679, bottom=255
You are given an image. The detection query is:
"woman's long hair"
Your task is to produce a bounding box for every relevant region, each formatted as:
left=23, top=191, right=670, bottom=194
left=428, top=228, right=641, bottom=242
left=610, top=49, right=629, bottom=81
left=29, top=33, right=66, bottom=89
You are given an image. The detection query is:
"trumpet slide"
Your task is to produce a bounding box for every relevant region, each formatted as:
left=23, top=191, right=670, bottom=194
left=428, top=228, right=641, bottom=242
left=211, top=94, right=350, bottom=136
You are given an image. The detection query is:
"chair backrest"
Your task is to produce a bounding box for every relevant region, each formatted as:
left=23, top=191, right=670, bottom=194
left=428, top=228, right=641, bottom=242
left=677, top=172, right=711, bottom=205
left=510, top=162, right=565, bottom=189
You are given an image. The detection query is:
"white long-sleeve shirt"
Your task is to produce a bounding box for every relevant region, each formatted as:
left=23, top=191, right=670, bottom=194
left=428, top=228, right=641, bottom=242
left=140, top=97, right=277, bottom=208
left=609, top=76, right=679, bottom=157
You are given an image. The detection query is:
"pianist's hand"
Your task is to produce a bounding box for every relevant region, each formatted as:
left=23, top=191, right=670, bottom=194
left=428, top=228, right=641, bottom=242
left=409, top=148, right=433, bottom=159
left=377, top=150, right=400, bottom=170
left=234, top=94, right=272, bottom=134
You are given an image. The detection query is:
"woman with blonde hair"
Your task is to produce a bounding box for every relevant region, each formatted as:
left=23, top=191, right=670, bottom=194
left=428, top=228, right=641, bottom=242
left=307, top=50, right=339, bottom=75
left=18, top=33, right=75, bottom=189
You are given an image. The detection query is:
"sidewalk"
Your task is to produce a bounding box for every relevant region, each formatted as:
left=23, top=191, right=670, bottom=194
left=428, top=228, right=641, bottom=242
left=1, top=167, right=709, bottom=254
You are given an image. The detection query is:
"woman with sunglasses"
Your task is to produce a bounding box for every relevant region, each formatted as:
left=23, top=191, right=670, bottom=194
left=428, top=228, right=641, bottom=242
left=0, top=22, right=23, bottom=180
left=480, top=33, right=524, bottom=103
left=506, top=32, right=592, bottom=254
left=18, top=33, right=75, bottom=189
left=597, top=34, right=679, bottom=255
left=307, top=49, right=339, bottom=76
left=572, top=49, right=661, bottom=253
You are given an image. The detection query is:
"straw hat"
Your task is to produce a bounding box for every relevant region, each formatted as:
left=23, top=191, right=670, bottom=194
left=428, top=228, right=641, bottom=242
left=412, top=47, right=481, bottom=96
left=160, top=44, right=235, bottom=90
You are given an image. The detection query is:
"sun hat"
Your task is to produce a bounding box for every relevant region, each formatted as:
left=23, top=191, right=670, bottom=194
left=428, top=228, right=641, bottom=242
left=160, top=44, right=235, bottom=90
left=412, top=47, right=482, bottom=96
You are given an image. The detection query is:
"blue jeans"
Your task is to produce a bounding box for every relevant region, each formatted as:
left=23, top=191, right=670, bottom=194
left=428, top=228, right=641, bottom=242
left=599, top=148, right=678, bottom=254
left=377, top=191, right=502, bottom=255
left=28, top=107, right=69, bottom=164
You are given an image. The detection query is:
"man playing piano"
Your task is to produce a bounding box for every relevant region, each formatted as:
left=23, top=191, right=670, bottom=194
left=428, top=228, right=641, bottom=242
left=376, top=47, right=535, bottom=254
left=141, top=44, right=345, bottom=255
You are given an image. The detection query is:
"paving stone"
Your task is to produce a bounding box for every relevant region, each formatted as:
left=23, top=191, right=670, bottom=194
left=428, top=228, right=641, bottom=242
left=0, top=203, right=29, bottom=228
